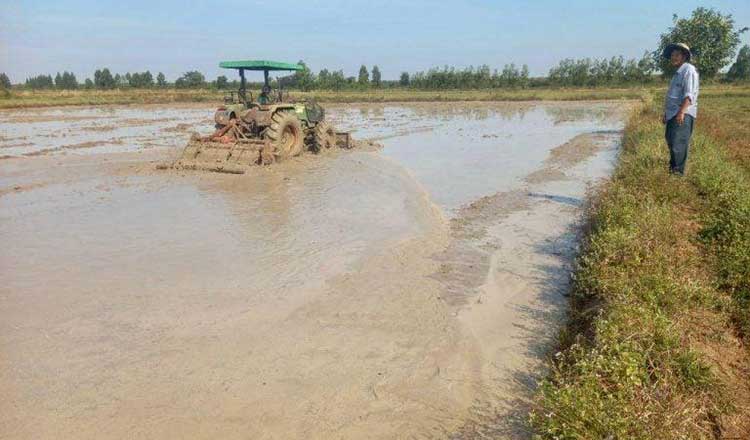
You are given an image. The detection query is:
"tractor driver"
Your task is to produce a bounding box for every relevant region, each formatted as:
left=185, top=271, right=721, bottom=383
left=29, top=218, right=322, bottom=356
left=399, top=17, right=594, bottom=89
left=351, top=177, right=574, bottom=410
left=258, top=85, right=272, bottom=105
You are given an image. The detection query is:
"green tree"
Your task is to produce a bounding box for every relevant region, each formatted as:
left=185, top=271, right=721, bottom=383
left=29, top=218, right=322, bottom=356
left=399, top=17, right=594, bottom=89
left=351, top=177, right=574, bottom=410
left=547, top=55, right=653, bottom=87
left=500, top=63, right=520, bottom=87
left=127, top=71, right=153, bottom=88
left=175, top=71, right=205, bottom=88
left=84, top=78, right=94, bottom=89
left=399, top=72, right=410, bottom=87
left=477, top=64, right=492, bottom=88
left=25, top=74, right=54, bottom=89
left=317, top=69, right=331, bottom=89
left=94, top=68, right=115, bottom=89
left=141, top=71, right=154, bottom=87
left=371, top=65, right=382, bottom=87
left=215, top=75, right=228, bottom=89
left=358, top=65, right=369, bottom=86
left=293, top=61, right=315, bottom=91
left=520, top=64, right=530, bottom=88
left=636, top=51, right=656, bottom=82
left=727, top=44, right=750, bottom=81
left=67, top=72, right=76, bottom=89
left=1, top=72, right=12, bottom=89
left=656, top=7, right=748, bottom=78
left=331, top=70, right=346, bottom=90
left=156, top=72, right=167, bottom=87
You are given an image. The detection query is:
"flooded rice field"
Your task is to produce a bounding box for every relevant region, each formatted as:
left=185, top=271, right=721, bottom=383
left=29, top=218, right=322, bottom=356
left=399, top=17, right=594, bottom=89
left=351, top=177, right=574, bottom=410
left=0, top=101, right=629, bottom=439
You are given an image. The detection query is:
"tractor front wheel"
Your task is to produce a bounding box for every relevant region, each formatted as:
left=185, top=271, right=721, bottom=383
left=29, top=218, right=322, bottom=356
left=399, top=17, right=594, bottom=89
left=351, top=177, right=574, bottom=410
left=266, top=111, right=304, bottom=159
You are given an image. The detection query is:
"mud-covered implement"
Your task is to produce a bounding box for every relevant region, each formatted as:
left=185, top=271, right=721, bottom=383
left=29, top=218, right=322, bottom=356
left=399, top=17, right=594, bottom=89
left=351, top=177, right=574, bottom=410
left=169, top=60, right=351, bottom=173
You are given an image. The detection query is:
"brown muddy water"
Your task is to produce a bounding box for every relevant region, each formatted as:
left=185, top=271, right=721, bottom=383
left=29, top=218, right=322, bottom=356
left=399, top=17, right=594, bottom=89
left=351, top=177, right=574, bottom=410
left=0, top=101, right=630, bottom=439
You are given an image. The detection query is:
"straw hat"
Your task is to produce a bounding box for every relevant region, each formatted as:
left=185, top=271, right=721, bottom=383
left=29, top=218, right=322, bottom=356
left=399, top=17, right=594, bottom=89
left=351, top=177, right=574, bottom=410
left=662, top=43, right=692, bottom=61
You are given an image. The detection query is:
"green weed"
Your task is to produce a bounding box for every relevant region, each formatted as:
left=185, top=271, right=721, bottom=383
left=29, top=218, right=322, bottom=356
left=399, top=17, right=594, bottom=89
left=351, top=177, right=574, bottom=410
left=531, top=95, right=749, bottom=439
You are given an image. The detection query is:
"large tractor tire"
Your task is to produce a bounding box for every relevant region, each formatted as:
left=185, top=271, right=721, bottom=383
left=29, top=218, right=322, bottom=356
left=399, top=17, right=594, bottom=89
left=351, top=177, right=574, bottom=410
left=315, top=121, right=337, bottom=150
left=266, top=111, right=304, bottom=159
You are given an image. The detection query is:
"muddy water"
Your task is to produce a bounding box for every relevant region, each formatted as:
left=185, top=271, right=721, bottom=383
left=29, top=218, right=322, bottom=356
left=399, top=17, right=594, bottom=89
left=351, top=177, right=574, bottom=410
left=1, top=101, right=629, bottom=439
left=0, top=105, right=211, bottom=157
left=327, top=102, right=623, bottom=211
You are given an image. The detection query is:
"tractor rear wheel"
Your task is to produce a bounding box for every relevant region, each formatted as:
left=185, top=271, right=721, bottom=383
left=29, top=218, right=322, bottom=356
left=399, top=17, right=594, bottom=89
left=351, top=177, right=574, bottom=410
left=315, top=121, right=337, bottom=150
left=266, top=111, right=303, bottom=159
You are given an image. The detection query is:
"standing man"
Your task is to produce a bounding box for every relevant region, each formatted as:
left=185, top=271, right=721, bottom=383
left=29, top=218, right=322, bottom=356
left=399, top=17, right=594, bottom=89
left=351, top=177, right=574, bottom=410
left=662, top=43, right=699, bottom=176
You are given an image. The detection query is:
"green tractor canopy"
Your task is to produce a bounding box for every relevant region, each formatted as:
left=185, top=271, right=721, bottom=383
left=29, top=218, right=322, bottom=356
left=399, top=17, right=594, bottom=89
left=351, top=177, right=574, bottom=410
left=219, top=60, right=304, bottom=71
left=220, top=60, right=304, bottom=98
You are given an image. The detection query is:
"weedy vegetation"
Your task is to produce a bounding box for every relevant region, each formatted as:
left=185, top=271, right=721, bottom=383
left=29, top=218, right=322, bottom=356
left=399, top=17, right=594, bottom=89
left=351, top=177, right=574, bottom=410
left=530, top=88, right=750, bottom=439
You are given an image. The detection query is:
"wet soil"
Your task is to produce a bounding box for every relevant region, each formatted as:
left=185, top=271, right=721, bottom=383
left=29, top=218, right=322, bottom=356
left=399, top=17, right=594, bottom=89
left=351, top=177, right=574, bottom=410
left=0, top=101, right=631, bottom=439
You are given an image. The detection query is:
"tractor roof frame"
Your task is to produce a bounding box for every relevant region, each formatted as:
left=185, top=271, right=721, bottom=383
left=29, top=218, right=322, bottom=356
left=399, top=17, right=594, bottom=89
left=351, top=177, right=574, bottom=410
left=220, top=60, right=304, bottom=90
left=219, top=60, right=304, bottom=71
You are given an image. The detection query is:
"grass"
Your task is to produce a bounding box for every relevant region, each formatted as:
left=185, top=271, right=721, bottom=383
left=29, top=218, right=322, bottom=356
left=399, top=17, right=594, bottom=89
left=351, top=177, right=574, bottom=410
left=530, top=89, right=750, bottom=438
left=0, top=86, right=657, bottom=109
left=2, top=84, right=747, bottom=110
left=700, top=94, right=750, bottom=171
left=0, top=88, right=222, bottom=109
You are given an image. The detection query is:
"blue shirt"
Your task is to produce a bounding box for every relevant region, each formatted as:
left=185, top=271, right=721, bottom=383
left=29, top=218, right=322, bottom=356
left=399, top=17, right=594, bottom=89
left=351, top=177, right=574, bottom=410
left=665, top=62, right=699, bottom=121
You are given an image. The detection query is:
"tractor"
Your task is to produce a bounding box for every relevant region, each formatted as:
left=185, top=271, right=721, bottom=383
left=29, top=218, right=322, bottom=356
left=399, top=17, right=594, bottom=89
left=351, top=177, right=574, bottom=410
left=172, top=60, right=350, bottom=173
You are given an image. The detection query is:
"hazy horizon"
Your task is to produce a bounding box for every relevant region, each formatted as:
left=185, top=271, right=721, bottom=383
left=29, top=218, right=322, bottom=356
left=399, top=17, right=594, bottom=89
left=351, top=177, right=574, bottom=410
left=2, top=0, right=749, bottom=83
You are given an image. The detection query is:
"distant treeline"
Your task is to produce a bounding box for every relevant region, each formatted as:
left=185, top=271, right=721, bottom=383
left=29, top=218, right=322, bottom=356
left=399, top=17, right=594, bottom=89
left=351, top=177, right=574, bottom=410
left=6, top=45, right=750, bottom=92
left=548, top=53, right=656, bottom=87
left=9, top=58, right=651, bottom=92
left=20, top=69, right=169, bottom=90
left=404, top=64, right=531, bottom=89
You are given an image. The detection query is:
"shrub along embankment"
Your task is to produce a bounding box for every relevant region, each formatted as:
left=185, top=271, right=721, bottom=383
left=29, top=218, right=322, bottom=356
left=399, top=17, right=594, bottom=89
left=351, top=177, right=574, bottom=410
left=531, top=93, right=750, bottom=439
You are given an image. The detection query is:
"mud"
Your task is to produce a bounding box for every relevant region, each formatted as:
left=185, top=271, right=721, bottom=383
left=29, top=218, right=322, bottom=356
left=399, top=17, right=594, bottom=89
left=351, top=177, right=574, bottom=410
left=0, top=101, right=631, bottom=439
left=0, top=104, right=213, bottom=157
left=523, top=132, right=614, bottom=184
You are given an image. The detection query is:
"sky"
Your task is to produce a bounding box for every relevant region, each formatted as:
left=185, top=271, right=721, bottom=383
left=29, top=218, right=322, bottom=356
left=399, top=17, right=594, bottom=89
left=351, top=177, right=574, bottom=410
left=1, top=0, right=749, bottom=83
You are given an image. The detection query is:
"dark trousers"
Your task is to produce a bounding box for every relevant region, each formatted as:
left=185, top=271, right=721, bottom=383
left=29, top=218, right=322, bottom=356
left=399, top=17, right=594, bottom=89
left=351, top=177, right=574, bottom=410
left=665, top=114, right=694, bottom=175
